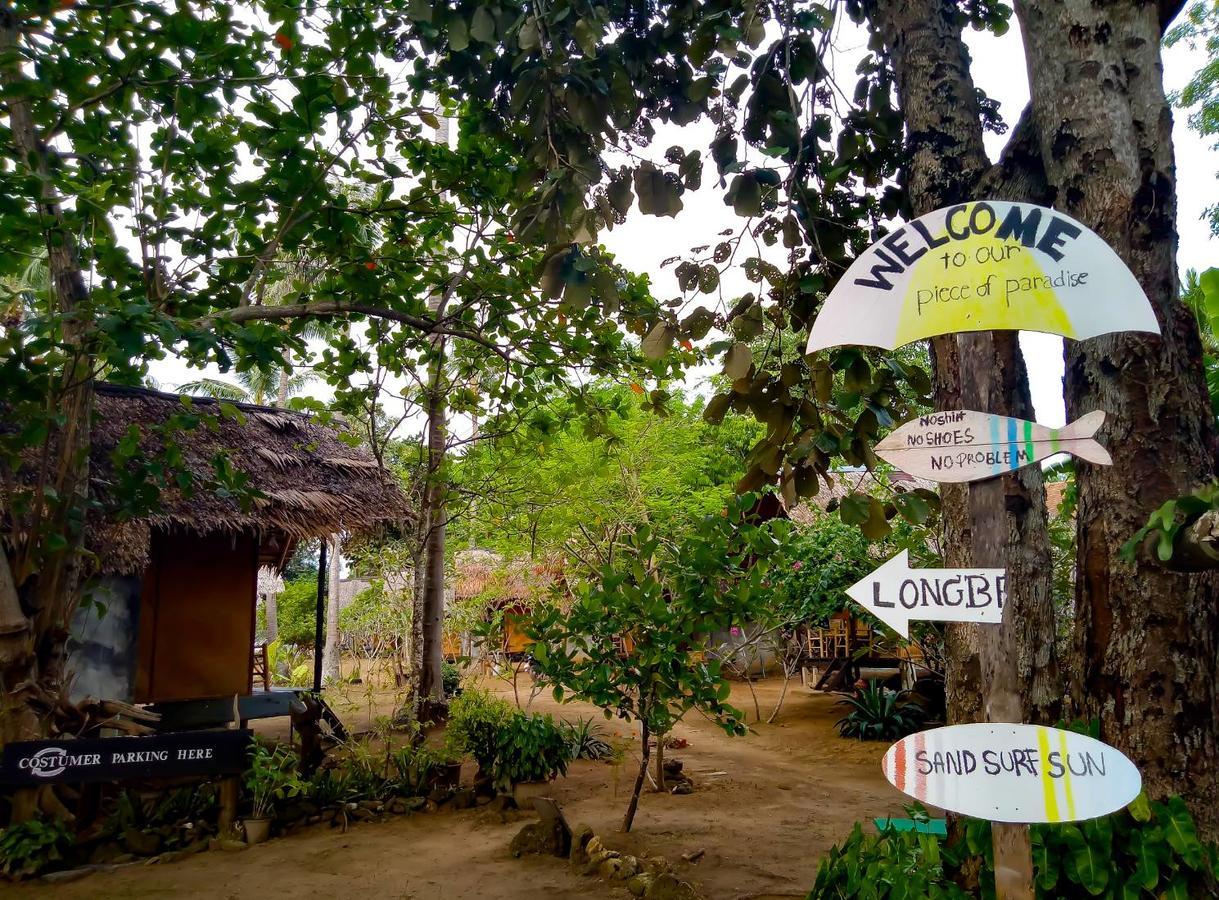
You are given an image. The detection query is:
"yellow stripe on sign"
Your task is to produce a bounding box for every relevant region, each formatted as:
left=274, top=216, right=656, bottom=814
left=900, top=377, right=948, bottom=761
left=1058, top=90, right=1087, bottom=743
left=1059, top=730, right=1077, bottom=820
left=1038, top=727, right=1060, bottom=823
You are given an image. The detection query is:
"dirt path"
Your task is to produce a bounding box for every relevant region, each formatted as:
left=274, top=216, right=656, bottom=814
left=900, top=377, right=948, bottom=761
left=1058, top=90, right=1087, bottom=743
left=16, top=679, right=904, bottom=900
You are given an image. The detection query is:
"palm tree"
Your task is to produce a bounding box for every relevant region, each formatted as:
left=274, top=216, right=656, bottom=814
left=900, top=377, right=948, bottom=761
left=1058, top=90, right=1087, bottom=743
left=177, top=369, right=315, bottom=406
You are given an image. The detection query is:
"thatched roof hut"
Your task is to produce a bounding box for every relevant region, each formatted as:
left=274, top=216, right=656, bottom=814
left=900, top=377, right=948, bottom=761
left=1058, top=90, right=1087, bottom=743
left=88, top=383, right=412, bottom=574
left=453, top=549, right=565, bottom=606
left=60, top=383, right=413, bottom=710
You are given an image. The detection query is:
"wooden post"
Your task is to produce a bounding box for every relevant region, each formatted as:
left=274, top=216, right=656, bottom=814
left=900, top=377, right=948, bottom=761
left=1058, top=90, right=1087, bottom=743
left=217, top=775, right=239, bottom=836
left=958, top=332, right=1035, bottom=900
left=312, top=538, right=328, bottom=693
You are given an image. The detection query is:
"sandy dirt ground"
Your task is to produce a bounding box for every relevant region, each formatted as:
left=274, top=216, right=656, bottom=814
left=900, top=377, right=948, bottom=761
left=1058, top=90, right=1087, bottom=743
left=15, top=676, right=905, bottom=900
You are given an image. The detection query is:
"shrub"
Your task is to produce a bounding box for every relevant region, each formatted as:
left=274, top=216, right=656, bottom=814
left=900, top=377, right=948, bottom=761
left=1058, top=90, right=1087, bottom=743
left=491, top=712, right=571, bottom=790
left=562, top=717, right=614, bottom=760
left=445, top=688, right=570, bottom=791
left=447, top=689, right=516, bottom=773
left=244, top=741, right=306, bottom=818
left=835, top=682, right=925, bottom=741
left=809, top=797, right=1219, bottom=899
left=442, top=660, right=464, bottom=697
left=0, top=816, right=74, bottom=879
left=275, top=577, right=324, bottom=647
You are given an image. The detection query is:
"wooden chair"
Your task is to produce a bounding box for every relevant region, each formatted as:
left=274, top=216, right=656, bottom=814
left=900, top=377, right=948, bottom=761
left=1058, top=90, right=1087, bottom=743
left=827, top=618, right=850, bottom=657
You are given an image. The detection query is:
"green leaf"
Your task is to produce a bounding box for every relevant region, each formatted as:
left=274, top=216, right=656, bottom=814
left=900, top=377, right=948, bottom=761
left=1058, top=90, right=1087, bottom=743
left=448, top=17, right=469, bottom=52
left=470, top=6, right=496, bottom=43
left=723, top=342, right=752, bottom=379
left=1163, top=796, right=1205, bottom=869
left=641, top=323, right=675, bottom=359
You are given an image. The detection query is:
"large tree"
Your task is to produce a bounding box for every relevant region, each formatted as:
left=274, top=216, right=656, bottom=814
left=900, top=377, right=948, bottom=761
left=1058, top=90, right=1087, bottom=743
left=395, top=0, right=1218, bottom=835
left=0, top=0, right=665, bottom=744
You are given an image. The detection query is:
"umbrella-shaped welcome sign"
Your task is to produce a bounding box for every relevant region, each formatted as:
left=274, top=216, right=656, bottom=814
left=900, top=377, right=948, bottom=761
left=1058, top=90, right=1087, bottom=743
left=806, top=201, right=1161, bottom=352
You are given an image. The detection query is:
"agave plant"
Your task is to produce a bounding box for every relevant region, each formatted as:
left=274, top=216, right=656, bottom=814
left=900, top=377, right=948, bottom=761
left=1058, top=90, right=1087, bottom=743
left=835, top=681, right=926, bottom=742
left=561, top=717, right=614, bottom=761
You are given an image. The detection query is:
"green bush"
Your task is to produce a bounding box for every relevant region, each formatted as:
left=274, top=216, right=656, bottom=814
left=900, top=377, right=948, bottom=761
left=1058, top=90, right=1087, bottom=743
left=835, top=682, right=926, bottom=741
left=809, top=798, right=1219, bottom=899
left=275, top=577, right=323, bottom=647
left=446, top=689, right=516, bottom=774
left=442, top=660, right=464, bottom=697
left=491, top=712, right=571, bottom=789
left=445, top=689, right=571, bottom=791
left=0, top=816, right=74, bottom=878
left=244, top=741, right=306, bottom=818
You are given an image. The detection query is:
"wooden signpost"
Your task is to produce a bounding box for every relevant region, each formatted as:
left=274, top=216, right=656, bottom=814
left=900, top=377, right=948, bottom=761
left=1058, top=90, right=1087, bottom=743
left=882, top=724, right=1142, bottom=824
left=844, top=550, right=1005, bottom=638
left=0, top=729, right=250, bottom=786
left=803, top=201, right=1159, bottom=900
left=875, top=409, right=1111, bottom=483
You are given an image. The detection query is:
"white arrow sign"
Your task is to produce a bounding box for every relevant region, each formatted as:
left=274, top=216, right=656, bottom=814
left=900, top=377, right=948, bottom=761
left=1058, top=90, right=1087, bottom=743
left=845, top=550, right=1006, bottom=638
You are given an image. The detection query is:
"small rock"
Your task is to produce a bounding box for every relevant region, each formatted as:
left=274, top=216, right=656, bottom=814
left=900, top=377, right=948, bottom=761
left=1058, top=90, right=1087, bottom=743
left=643, top=856, right=672, bottom=875
left=451, top=788, right=476, bottom=810
left=427, top=788, right=450, bottom=805
left=583, top=848, right=619, bottom=876
left=157, top=850, right=186, bottom=865
left=405, top=796, right=428, bottom=812
left=681, top=848, right=705, bottom=864
left=617, top=855, right=641, bottom=879
left=111, top=853, right=136, bottom=864
left=644, top=872, right=700, bottom=900
left=218, top=839, right=248, bottom=852
left=319, top=808, right=337, bottom=822
left=424, top=800, right=439, bottom=814
left=627, top=873, right=655, bottom=897
left=475, top=794, right=494, bottom=806
left=358, top=800, right=381, bottom=811
left=122, top=827, right=162, bottom=856
left=185, top=839, right=209, bottom=855
left=569, top=824, right=595, bottom=865
left=307, top=814, right=322, bottom=824
left=598, top=857, right=627, bottom=879
left=585, top=835, right=605, bottom=857
left=40, top=867, right=94, bottom=884
left=387, top=799, right=408, bottom=815
left=351, top=807, right=376, bottom=821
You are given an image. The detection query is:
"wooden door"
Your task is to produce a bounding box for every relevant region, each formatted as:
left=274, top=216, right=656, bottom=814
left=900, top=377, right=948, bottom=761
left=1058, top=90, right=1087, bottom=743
left=135, top=531, right=257, bottom=703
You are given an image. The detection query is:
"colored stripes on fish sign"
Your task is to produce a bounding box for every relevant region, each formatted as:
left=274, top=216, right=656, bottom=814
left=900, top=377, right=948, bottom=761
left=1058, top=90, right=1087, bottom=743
left=1037, top=725, right=1077, bottom=823
left=883, top=730, right=928, bottom=804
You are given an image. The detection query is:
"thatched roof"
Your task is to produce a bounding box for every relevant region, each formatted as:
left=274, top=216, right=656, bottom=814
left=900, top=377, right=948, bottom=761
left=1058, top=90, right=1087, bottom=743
left=87, top=383, right=412, bottom=574
left=453, top=549, right=565, bottom=605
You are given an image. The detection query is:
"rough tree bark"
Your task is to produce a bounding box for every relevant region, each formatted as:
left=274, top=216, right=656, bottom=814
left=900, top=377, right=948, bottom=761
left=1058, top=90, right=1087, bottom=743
left=322, top=535, right=342, bottom=682
left=418, top=367, right=447, bottom=707
left=0, top=7, right=96, bottom=746
left=873, top=0, right=1061, bottom=727
left=1017, top=0, right=1219, bottom=837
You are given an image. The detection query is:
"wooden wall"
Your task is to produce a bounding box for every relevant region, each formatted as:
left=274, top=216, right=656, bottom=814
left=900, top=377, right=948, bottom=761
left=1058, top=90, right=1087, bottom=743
left=134, top=531, right=257, bottom=703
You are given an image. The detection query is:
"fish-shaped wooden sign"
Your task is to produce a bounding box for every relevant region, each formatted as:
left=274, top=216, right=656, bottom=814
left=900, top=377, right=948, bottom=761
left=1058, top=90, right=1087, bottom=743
left=875, top=409, right=1111, bottom=483
left=883, top=724, right=1142, bottom=824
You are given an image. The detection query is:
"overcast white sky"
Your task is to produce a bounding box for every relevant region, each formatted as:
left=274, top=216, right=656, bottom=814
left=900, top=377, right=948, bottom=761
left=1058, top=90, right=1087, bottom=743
left=152, top=15, right=1219, bottom=433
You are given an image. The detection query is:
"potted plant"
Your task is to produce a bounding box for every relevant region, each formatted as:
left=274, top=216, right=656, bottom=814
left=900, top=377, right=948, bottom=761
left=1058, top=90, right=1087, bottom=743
left=243, top=742, right=304, bottom=844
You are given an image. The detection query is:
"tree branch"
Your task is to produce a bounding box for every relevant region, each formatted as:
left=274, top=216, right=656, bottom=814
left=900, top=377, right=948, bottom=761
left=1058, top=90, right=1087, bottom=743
left=204, top=300, right=514, bottom=363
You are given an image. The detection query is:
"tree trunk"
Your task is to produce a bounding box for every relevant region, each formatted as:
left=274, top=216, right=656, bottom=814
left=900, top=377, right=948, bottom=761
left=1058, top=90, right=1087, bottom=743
left=264, top=588, right=279, bottom=644
left=322, top=535, right=342, bottom=682
left=622, top=718, right=650, bottom=832
left=276, top=367, right=290, bottom=409
left=873, top=0, right=1061, bottom=727
left=1017, top=0, right=1219, bottom=838
left=417, top=356, right=448, bottom=707
left=0, top=8, right=95, bottom=745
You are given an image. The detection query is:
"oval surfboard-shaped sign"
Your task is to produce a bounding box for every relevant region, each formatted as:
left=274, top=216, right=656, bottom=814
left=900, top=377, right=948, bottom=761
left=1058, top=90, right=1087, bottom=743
left=806, top=201, right=1160, bottom=352
left=883, top=724, right=1142, bottom=824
